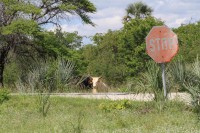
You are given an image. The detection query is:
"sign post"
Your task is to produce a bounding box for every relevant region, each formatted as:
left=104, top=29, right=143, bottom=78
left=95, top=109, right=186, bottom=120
left=146, top=25, right=178, bottom=99
left=161, top=63, right=167, bottom=98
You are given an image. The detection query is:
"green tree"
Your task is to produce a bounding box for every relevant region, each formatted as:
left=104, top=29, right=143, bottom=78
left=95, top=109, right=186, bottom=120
left=34, top=29, right=82, bottom=58
left=0, top=0, right=96, bottom=87
left=123, top=1, right=153, bottom=22
left=82, top=17, right=163, bottom=86
left=173, top=22, right=200, bottom=62
left=81, top=30, right=127, bottom=85
left=120, top=17, right=163, bottom=77
left=14, top=29, right=83, bottom=77
left=79, top=44, right=98, bottom=75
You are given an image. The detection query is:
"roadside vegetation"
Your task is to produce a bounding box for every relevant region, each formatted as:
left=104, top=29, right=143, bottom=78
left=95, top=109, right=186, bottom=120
left=0, top=96, right=200, bottom=133
left=1, top=0, right=200, bottom=132
left=1, top=1, right=199, bottom=91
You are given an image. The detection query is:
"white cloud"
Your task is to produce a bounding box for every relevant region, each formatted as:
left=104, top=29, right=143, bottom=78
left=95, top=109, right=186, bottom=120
left=47, top=0, right=200, bottom=44
left=175, top=18, right=187, bottom=26
left=92, top=7, right=125, bottom=19
left=59, top=15, right=122, bottom=36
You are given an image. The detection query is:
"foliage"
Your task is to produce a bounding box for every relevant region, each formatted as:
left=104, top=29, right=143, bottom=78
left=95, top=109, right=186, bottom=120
left=124, top=1, right=153, bottom=22
left=15, top=58, right=74, bottom=92
left=169, top=56, right=200, bottom=118
left=173, top=22, right=200, bottom=62
left=136, top=61, right=166, bottom=101
left=0, top=96, right=199, bottom=132
left=34, top=30, right=82, bottom=58
left=78, top=44, right=98, bottom=75
left=3, top=58, right=20, bottom=88
left=15, top=58, right=75, bottom=116
left=99, top=100, right=131, bottom=112
left=0, top=0, right=96, bottom=87
left=0, top=89, right=10, bottom=104
left=82, top=17, right=163, bottom=86
left=2, top=19, right=39, bottom=35
left=121, top=17, right=163, bottom=77
left=12, top=30, right=83, bottom=85
left=82, top=30, right=127, bottom=86
left=183, top=57, right=200, bottom=118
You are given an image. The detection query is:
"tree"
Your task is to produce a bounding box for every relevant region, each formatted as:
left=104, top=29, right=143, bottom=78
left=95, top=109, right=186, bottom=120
left=81, top=17, right=163, bottom=86
left=173, top=22, right=200, bottom=62
left=120, top=17, right=163, bottom=77
left=88, top=30, right=127, bottom=85
left=0, top=0, right=96, bottom=87
left=34, top=29, right=82, bottom=58
left=123, top=1, right=153, bottom=22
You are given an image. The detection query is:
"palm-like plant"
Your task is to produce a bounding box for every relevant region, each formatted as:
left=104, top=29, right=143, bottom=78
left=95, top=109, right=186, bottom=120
left=124, top=1, right=153, bottom=22
left=136, top=61, right=165, bottom=101
left=170, top=56, right=200, bottom=118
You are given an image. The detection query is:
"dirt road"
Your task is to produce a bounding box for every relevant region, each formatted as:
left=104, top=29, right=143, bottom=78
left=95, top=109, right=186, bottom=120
left=50, top=92, right=192, bottom=104
left=12, top=92, right=192, bottom=104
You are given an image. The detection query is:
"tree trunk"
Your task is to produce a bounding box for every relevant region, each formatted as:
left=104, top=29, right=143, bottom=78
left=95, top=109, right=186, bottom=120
left=0, top=62, right=4, bottom=88
left=0, top=47, right=9, bottom=88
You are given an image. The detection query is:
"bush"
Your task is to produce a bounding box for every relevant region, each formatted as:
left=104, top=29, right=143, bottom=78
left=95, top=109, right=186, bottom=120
left=170, top=56, right=200, bottom=119
left=0, top=89, right=10, bottom=104
left=15, top=58, right=74, bottom=93
left=99, top=100, right=131, bottom=112
left=135, top=61, right=166, bottom=101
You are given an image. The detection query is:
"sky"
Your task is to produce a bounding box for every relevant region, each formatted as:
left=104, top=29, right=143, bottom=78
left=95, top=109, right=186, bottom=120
left=50, top=0, right=200, bottom=44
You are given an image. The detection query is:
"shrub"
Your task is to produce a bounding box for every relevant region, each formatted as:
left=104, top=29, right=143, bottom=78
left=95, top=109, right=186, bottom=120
left=0, top=89, right=10, bottom=104
left=135, top=61, right=166, bottom=101
left=15, top=58, right=74, bottom=93
left=99, top=100, right=131, bottom=112
left=170, top=56, right=200, bottom=119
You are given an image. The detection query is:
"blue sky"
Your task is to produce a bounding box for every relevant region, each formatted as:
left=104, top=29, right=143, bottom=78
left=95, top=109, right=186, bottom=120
left=49, top=0, right=200, bottom=44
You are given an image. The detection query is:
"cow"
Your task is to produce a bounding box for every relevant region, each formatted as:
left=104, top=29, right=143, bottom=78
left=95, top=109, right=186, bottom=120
left=92, top=77, right=109, bottom=93
left=74, top=76, right=109, bottom=93
left=81, top=76, right=93, bottom=89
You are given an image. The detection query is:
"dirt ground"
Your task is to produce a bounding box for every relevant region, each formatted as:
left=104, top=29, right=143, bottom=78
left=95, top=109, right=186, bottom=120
left=51, top=92, right=192, bottom=104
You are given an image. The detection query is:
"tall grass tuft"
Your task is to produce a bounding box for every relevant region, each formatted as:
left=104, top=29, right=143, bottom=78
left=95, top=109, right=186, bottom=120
left=54, top=58, right=74, bottom=92
left=15, top=58, right=74, bottom=93
left=37, top=91, right=51, bottom=117
left=183, top=57, right=200, bottom=118
left=15, top=58, right=75, bottom=116
left=170, top=56, right=200, bottom=118
left=136, top=61, right=165, bottom=101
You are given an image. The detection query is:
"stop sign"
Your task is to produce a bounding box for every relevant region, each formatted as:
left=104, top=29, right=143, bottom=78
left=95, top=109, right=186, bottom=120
left=146, top=25, right=178, bottom=63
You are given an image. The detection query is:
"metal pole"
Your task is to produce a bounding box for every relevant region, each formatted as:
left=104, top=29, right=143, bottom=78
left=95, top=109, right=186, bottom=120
left=161, top=63, right=167, bottom=99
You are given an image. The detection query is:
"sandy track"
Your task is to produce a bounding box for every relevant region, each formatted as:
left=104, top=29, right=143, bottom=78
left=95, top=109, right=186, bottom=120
left=12, top=92, right=192, bottom=104
left=50, top=92, right=192, bottom=104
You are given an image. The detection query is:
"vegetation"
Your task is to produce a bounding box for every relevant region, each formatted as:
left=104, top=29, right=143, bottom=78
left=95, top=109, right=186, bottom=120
left=124, top=1, right=153, bottom=22
left=81, top=17, right=163, bottom=86
left=0, top=0, right=96, bottom=87
left=1, top=0, right=199, bottom=92
left=0, top=89, right=10, bottom=104
left=0, top=96, right=200, bottom=133
left=169, top=56, right=200, bottom=118
left=136, top=61, right=164, bottom=101
left=173, top=22, right=200, bottom=62
left=1, top=0, right=200, bottom=132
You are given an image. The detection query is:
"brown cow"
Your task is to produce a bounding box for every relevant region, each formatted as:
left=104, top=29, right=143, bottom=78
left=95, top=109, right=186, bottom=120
left=92, top=77, right=109, bottom=93
left=75, top=76, right=109, bottom=93
left=80, top=76, right=93, bottom=89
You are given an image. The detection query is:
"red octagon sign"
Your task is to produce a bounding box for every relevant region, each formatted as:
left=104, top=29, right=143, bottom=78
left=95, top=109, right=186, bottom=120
left=146, top=25, right=178, bottom=63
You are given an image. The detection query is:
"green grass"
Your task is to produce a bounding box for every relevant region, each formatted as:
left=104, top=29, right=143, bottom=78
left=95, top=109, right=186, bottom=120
left=0, top=95, right=200, bottom=133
